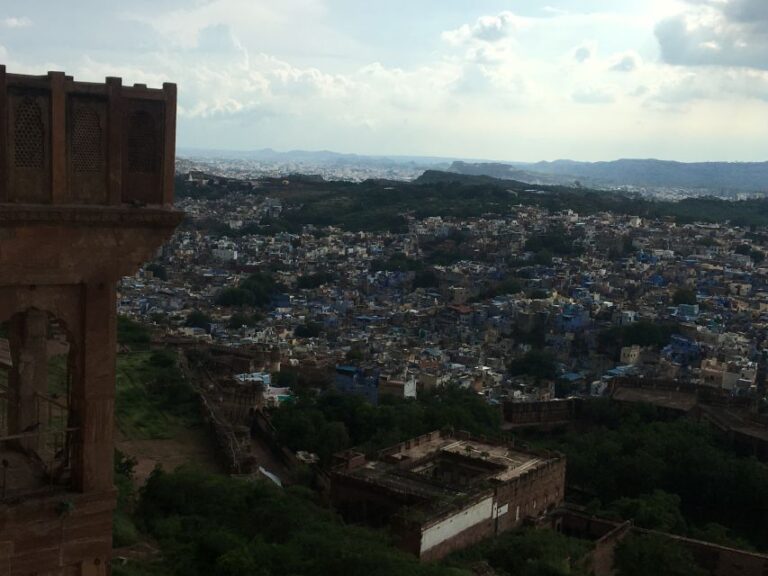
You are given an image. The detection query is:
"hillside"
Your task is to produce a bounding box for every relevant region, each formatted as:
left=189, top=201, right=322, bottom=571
left=177, top=170, right=768, bottom=232
left=450, top=159, right=768, bottom=195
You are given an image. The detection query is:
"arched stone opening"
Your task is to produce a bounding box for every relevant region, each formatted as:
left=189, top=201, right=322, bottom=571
left=0, top=308, right=79, bottom=500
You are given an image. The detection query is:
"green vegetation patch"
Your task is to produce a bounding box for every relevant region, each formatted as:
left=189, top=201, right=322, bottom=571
left=448, top=527, right=592, bottom=576
left=598, top=320, right=680, bottom=359
left=116, top=350, right=199, bottom=440
left=518, top=400, right=768, bottom=551
left=271, top=386, right=502, bottom=464
left=130, top=467, right=469, bottom=576
left=614, top=533, right=707, bottom=576
left=120, top=465, right=596, bottom=576
left=216, top=272, right=283, bottom=308
left=118, top=316, right=152, bottom=348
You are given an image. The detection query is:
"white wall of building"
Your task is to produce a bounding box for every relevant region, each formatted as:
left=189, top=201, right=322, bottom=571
left=419, top=497, right=493, bottom=554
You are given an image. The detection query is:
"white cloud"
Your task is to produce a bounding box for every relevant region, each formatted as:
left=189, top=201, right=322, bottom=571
left=572, top=87, right=615, bottom=104
left=124, top=0, right=359, bottom=69
left=723, top=0, right=768, bottom=23
left=573, top=43, right=596, bottom=63
left=651, top=67, right=768, bottom=103
left=4, top=0, right=768, bottom=160
left=609, top=52, right=641, bottom=72
left=655, top=0, right=768, bottom=70
left=442, top=11, right=526, bottom=46
left=2, top=16, right=31, bottom=28
left=542, top=6, right=570, bottom=17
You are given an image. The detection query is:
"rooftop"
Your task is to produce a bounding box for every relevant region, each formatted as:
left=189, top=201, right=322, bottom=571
left=335, top=431, right=558, bottom=513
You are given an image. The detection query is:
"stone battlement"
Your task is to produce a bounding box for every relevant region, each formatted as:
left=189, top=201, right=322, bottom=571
left=0, top=67, right=176, bottom=207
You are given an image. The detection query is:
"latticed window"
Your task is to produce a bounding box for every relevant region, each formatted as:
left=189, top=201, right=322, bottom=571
left=14, top=98, right=44, bottom=169
left=127, top=111, right=157, bottom=173
left=72, top=106, right=103, bottom=172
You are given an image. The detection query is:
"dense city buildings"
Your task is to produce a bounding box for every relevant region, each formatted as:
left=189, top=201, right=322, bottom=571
left=123, top=170, right=768, bottom=417
left=6, top=2, right=768, bottom=573
left=3, top=73, right=768, bottom=575
left=111, top=167, right=768, bottom=573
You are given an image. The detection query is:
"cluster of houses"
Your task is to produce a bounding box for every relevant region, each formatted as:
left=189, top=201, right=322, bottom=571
left=118, top=174, right=768, bottom=407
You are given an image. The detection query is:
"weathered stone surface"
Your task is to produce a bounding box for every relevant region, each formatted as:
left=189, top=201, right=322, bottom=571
left=0, top=67, right=180, bottom=576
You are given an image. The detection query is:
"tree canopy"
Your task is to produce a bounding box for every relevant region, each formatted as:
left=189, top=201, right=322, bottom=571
left=271, top=386, right=501, bottom=464
left=127, top=467, right=468, bottom=576
left=614, top=534, right=707, bottom=576
left=520, top=400, right=768, bottom=550
left=672, top=288, right=697, bottom=306
left=185, top=310, right=212, bottom=330
left=509, top=350, right=558, bottom=382
left=216, top=272, right=282, bottom=308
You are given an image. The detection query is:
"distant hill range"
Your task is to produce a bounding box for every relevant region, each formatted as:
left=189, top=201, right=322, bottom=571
left=450, top=159, right=768, bottom=195
left=177, top=147, right=768, bottom=196
left=178, top=147, right=456, bottom=169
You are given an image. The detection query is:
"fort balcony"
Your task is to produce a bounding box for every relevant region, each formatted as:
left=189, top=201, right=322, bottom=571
left=0, top=66, right=176, bottom=208
left=0, top=67, right=182, bottom=576
left=0, top=66, right=183, bottom=285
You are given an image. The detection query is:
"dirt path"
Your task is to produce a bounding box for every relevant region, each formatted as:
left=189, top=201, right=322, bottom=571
left=116, top=426, right=222, bottom=486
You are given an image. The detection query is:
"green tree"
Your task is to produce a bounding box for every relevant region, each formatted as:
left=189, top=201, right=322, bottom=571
left=227, top=311, right=261, bottom=329
left=598, top=321, right=679, bottom=359
left=185, top=310, right=212, bottom=330
left=215, top=287, right=256, bottom=307
left=524, top=402, right=768, bottom=550
left=413, top=269, right=439, bottom=289
left=117, top=316, right=151, bottom=346
left=608, top=490, right=687, bottom=533
left=273, top=370, right=299, bottom=389
left=294, top=322, right=322, bottom=338
left=134, top=467, right=469, bottom=576
left=509, top=350, right=558, bottom=382
left=345, top=345, right=365, bottom=362
left=734, top=243, right=752, bottom=257
left=270, top=386, right=501, bottom=464
left=534, top=249, right=553, bottom=266
left=297, top=272, right=335, bottom=289
left=672, top=288, right=697, bottom=306
left=215, top=273, right=282, bottom=308
left=146, top=263, right=168, bottom=281
left=240, top=272, right=280, bottom=306
left=451, top=528, right=590, bottom=576
left=371, top=254, right=423, bottom=273
left=615, top=534, right=707, bottom=576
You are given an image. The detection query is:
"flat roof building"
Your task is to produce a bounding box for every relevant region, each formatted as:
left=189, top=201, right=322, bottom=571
left=331, top=430, right=565, bottom=561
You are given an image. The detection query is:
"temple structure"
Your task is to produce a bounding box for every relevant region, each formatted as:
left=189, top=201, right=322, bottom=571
left=0, top=67, right=182, bottom=576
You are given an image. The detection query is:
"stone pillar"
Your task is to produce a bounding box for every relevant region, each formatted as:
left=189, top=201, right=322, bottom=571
left=7, top=309, right=49, bottom=452
left=71, top=282, right=116, bottom=493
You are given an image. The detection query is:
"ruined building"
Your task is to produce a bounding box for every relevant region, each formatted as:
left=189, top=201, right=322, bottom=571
left=0, top=67, right=181, bottom=575
left=331, top=430, right=565, bottom=561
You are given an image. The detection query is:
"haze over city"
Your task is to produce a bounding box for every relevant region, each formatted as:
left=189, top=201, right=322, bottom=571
left=2, top=0, right=767, bottom=161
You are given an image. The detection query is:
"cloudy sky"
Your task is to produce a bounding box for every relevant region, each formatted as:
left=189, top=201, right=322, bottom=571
left=1, top=0, right=767, bottom=161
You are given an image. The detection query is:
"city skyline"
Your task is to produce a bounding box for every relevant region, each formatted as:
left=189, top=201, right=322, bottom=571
left=1, top=0, right=767, bottom=162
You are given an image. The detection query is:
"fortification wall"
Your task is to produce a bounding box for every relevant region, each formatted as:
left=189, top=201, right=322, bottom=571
left=503, top=399, right=581, bottom=428
left=0, top=489, right=115, bottom=576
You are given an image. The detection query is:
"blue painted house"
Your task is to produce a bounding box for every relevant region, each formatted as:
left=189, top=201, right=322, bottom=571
left=334, top=365, right=380, bottom=405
